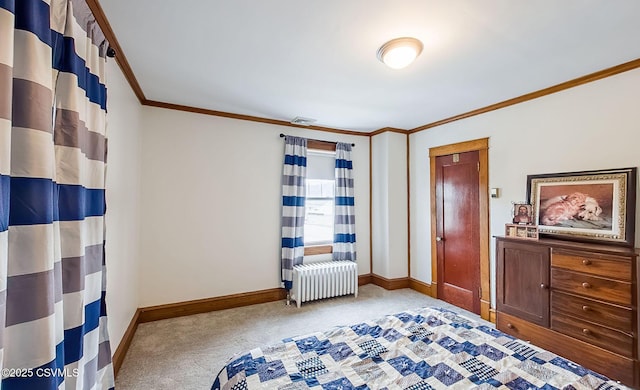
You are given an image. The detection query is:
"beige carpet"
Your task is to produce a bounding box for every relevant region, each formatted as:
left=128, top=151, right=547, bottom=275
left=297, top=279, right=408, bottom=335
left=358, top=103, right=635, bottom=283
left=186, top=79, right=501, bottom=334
left=115, top=284, right=491, bottom=389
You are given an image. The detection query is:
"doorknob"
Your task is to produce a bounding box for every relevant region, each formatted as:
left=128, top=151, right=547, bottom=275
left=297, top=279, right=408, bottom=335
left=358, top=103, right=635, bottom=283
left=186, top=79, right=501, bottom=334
left=436, top=236, right=443, bottom=242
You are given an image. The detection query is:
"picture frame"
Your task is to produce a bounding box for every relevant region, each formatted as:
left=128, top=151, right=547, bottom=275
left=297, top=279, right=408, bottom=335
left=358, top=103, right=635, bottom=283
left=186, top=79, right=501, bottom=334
left=512, top=203, right=533, bottom=224
left=505, top=223, right=539, bottom=240
left=527, top=167, right=637, bottom=246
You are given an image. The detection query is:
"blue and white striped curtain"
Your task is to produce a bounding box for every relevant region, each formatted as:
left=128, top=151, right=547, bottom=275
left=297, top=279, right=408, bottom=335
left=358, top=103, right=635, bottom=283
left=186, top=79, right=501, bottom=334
left=333, top=143, right=356, bottom=261
left=0, top=0, right=114, bottom=388
left=281, top=136, right=307, bottom=290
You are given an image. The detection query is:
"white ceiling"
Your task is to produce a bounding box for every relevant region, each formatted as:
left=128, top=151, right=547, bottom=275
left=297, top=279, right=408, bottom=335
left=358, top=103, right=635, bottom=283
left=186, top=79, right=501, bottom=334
left=99, top=0, right=640, bottom=133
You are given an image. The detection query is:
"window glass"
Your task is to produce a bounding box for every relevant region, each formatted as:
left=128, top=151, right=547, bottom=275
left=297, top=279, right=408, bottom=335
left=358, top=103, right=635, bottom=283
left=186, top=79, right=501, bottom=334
left=305, top=151, right=335, bottom=245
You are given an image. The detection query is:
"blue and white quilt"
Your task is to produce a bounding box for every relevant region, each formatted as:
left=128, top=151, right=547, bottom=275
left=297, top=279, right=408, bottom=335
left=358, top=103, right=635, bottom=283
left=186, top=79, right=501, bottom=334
left=212, top=307, right=629, bottom=390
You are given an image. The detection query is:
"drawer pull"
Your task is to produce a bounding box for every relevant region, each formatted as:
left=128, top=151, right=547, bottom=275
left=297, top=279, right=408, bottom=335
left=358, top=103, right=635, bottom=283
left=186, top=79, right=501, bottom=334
left=582, top=305, right=591, bottom=311
left=581, top=282, right=591, bottom=289
left=507, top=323, right=514, bottom=329
left=582, top=328, right=591, bottom=335
left=582, top=259, right=592, bottom=265
left=540, top=283, right=548, bottom=289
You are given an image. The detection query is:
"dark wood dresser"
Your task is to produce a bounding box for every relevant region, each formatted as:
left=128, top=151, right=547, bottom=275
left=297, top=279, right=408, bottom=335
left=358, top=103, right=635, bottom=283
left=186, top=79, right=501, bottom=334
left=495, top=236, right=639, bottom=388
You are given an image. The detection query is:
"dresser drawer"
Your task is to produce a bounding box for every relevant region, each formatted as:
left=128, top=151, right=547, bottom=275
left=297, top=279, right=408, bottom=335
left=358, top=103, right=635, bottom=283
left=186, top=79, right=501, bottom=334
left=551, top=250, right=631, bottom=281
left=551, top=291, right=632, bottom=332
left=551, top=268, right=631, bottom=305
left=551, top=314, right=633, bottom=357
left=497, top=311, right=636, bottom=386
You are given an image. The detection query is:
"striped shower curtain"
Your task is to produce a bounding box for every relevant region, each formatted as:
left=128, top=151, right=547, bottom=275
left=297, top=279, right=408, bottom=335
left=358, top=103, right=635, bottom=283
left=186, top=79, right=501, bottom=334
left=0, top=0, right=114, bottom=388
left=281, top=136, right=307, bottom=290
left=333, top=143, right=356, bottom=261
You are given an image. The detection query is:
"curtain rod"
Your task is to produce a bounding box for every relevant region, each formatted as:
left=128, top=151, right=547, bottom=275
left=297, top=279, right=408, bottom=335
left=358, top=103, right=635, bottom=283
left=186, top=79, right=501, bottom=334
left=279, top=133, right=355, bottom=147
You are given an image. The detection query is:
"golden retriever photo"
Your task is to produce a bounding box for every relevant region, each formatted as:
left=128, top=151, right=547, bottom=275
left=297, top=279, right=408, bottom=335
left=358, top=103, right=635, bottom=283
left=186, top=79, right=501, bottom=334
left=537, top=183, right=613, bottom=229
left=540, top=192, right=587, bottom=225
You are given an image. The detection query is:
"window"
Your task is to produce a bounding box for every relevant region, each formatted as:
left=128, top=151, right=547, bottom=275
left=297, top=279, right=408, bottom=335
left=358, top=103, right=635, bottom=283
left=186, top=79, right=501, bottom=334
left=305, top=179, right=334, bottom=245
left=305, top=149, right=335, bottom=248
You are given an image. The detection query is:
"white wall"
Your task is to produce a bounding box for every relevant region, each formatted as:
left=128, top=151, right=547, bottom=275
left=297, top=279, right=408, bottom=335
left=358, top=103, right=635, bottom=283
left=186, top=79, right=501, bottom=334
left=138, top=108, right=370, bottom=307
left=372, top=132, right=408, bottom=279
left=410, top=68, right=640, bottom=306
left=103, top=49, right=639, bottom=325
left=104, top=60, right=143, bottom=348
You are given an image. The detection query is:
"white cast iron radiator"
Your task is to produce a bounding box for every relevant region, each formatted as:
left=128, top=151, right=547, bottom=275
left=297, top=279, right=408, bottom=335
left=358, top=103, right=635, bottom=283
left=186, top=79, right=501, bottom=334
left=291, top=261, right=358, bottom=307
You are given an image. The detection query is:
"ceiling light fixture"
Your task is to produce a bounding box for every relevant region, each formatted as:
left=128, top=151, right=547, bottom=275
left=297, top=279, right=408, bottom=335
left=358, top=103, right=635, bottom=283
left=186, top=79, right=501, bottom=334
left=376, top=37, right=423, bottom=70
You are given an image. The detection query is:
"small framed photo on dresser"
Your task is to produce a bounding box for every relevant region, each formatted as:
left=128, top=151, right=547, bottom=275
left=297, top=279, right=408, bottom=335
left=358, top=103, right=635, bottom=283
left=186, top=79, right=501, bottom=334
left=512, top=203, right=533, bottom=224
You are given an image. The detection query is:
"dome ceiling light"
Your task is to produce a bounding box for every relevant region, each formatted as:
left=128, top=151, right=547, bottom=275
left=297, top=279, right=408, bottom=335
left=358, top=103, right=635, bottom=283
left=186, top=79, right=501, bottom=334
left=376, top=37, right=423, bottom=70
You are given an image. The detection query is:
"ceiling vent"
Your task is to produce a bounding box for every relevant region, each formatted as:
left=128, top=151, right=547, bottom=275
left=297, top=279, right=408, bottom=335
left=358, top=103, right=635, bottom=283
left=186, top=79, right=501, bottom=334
left=290, top=116, right=317, bottom=126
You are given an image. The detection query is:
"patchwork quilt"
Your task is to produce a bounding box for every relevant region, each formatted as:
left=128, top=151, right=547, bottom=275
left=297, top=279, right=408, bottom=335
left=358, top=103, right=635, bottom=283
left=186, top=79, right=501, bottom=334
left=211, top=307, right=629, bottom=390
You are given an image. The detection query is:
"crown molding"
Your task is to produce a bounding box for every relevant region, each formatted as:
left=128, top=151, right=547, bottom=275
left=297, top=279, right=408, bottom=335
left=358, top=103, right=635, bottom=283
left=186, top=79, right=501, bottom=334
left=142, top=100, right=368, bottom=136
left=409, top=58, right=640, bottom=133
left=86, top=0, right=146, bottom=103
left=370, top=127, right=409, bottom=136
left=90, top=1, right=640, bottom=137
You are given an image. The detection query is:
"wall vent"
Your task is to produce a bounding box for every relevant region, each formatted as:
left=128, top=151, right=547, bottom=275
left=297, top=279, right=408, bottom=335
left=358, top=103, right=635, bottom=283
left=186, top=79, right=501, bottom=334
left=290, top=116, right=317, bottom=126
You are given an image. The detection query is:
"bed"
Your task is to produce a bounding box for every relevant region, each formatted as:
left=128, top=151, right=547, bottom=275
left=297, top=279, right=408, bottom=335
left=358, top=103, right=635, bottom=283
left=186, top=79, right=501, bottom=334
left=211, top=306, right=629, bottom=389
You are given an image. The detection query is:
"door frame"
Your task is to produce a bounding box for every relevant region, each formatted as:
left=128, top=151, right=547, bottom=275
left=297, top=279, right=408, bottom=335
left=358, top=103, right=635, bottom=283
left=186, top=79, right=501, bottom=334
left=429, top=138, right=490, bottom=321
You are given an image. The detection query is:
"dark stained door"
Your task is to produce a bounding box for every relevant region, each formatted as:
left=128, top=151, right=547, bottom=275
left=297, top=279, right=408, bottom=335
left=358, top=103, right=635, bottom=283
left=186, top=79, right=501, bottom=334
left=435, top=151, right=481, bottom=314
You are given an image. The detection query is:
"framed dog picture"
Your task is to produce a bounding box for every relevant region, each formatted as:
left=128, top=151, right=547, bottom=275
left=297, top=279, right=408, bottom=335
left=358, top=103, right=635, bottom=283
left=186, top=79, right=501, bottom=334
left=527, top=167, right=637, bottom=246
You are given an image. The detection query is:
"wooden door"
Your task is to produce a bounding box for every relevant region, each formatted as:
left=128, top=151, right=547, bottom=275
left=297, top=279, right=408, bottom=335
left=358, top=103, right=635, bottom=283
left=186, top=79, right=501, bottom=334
left=435, top=151, right=480, bottom=314
left=496, top=238, right=550, bottom=326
